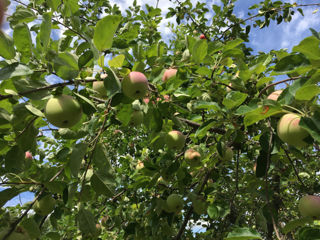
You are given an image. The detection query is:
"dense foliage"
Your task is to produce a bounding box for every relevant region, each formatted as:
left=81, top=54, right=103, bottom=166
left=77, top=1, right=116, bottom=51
left=0, top=0, right=320, bottom=239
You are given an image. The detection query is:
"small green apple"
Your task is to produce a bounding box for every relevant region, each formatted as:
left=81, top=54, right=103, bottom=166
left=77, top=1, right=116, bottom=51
left=162, top=69, right=177, bottom=82
left=122, top=71, right=148, bottom=99
left=267, top=90, right=283, bottom=101
left=167, top=194, right=183, bottom=213
left=298, top=195, right=320, bottom=218
left=44, top=95, right=82, bottom=128
left=92, top=81, right=107, bottom=98
left=166, top=130, right=186, bottom=151
left=130, top=110, right=143, bottom=126
left=277, top=113, right=309, bottom=148
left=184, top=149, right=201, bottom=167
left=34, top=195, right=56, bottom=216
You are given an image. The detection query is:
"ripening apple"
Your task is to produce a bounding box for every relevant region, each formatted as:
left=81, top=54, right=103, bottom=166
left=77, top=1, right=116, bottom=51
left=44, top=95, right=82, bottom=128
left=267, top=90, right=283, bottom=101
left=298, top=195, right=320, bottom=218
left=166, top=130, right=186, bottom=151
left=200, top=34, right=206, bottom=39
left=25, top=151, right=32, bottom=160
left=34, top=195, right=56, bottom=216
left=162, top=69, right=177, bottom=82
left=167, top=194, right=184, bottom=213
left=184, top=149, right=201, bottom=167
left=121, top=71, right=148, bottom=99
left=277, top=113, right=309, bottom=148
left=130, top=110, right=143, bottom=126
left=92, top=81, right=107, bottom=98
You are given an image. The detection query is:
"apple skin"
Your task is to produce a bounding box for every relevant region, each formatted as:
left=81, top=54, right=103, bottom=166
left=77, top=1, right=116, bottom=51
left=299, top=195, right=320, bottom=218
left=34, top=195, right=56, bottom=216
left=45, top=95, right=82, bottom=128
left=166, top=130, right=186, bottom=151
left=130, top=110, right=143, bottom=126
left=184, top=149, right=201, bottom=167
left=267, top=90, right=283, bottom=101
left=25, top=151, right=32, bottom=160
left=200, top=34, right=206, bottom=39
left=121, top=71, right=148, bottom=99
left=277, top=113, right=309, bottom=148
left=167, top=194, right=183, bottom=213
left=93, top=81, right=107, bottom=98
left=162, top=69, right=177, bottom=82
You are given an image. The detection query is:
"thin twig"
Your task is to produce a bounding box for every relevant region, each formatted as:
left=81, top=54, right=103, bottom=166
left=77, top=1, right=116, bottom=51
left=16, top=116, right=38, bottom=139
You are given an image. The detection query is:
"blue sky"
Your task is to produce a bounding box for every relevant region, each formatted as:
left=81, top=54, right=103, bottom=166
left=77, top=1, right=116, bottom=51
left=2, top=0, right=320, bottom=225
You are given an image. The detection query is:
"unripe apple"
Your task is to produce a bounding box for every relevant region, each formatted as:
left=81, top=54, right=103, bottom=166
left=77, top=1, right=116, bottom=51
left=226, top=83, right=232, bottom=92
left=277, top=113, right=309, bottom=148
left=193, top=30, right=198, bottom=34
left=200, top=34, right=206, bottom=39
left=167, top=194, right=183, bottom=213
left=267, top=90, right=283, bottom=101
left=121, top=71, right=148, bottom=99
left=298, top=195, right=320, bottom=218
left=44, top=95, right=82, bottom=128
left=34, top=195, right=56, bottom=216
left=130, top=110, right=143, bottom=126
left=184, top=149, right=201, bottom=167
left=166, top=130, right=186, bottom=151
left=92, top=81, right=107, bottom=98
left=162, top=69, right=177, bottom=82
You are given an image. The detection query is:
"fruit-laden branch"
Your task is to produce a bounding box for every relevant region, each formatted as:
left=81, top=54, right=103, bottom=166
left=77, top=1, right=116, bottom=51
left=258, top=76, right=302, bottom=98
left=1, top=167, right=65, bottom=240
left=174, top=168, right=213, bottom=240
left=217, top=3, right=320, bottom=41
left=0, top=78, right=97, bottom=101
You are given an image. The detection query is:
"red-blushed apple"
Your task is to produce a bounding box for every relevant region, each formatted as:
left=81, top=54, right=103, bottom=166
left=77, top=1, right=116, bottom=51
left=143, top=98, right=150, bottom=104
left=277, top=113, right=309, bottom=148
left=25, top=151, right=32, bottom=160
left=166, top=130, right=186, bottom=151
left=184, top=149, right=201, bottom=167
left=93, top=81, right=107, bottom=98
left=44, top=95, right=82, bottom=128
left=162, top=68, right=177, bottom=82
left=267, top=90, right=283, bottom=101
left=130, top=110, right=143, bottom=126
left=298, top=195, right=320, bottom=218
left=200, top=34, right=206, bottom=39
left=121, top=71, right=148, bottom=99
left=33, top=195, right=56, bottom=216
left=166, top=194, right=183, bottom=213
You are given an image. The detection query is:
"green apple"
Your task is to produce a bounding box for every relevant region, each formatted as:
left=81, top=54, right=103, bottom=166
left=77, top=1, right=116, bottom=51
left=34, top=195, right=56, bottom=216
left=162, top=69, right=177, bottom=82
left=44, top=95, right=82, bottom=128
left=267, top=90, right=283, bottom=101
left=121, top=71, right=148, bottom=99
left=92, top=81, right=107, bottom=98
left=166, top=130, right=186, bottom=151
left=184, top=149, right=201, bottom=167
left=298, top=195, right=320, bottom=218
left=277, top=113, right=309, bottom=148
left=130, top=110, right=143, bottom=126
left=167, top=194, right=183, bottom=213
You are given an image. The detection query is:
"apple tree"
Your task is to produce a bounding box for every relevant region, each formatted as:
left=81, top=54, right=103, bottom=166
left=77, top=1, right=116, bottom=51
left=0, top=0, right=320, bottom=239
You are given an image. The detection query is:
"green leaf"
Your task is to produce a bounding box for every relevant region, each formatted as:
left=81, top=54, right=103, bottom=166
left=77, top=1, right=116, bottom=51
left=90, top=171, right=115, bottom=197
left=25, top=104, right=44, bottom=117
left=8, top=6, right=36, bottom=26
left=40, top=12, right=52, bottom=50
left=53, top=52, right=79, bottom=80
left=282, top=217, right=313, bottom=234
left=300, top=114, right=320, bottom=143
left=103, top=67, right=121, bottom=98
left=192, top=39, right=208, bottom=63
left=223, top=92, right=248, bottom=109
left=195, top=120, right=216, bottom=139
left=298, top=227, right=320, bottom=240
left=0, top=188, right=22, bottom=207
left=193, top=101, right=220, bottom=111
left=295, top=84, right=320, bottom=101
left=293, top=36, right=320, bottom=66
left=0, top=31, right=16, bottom=59
left=0, top=63, right=33, bottom=80
left=225, top=227, right=262, bottom=240
left=224, top=38, right=244, bottom=50
left=92, top=143, right=113, bottom=175
left=108, top=54, right=125, bottom=68
left=77, top=208, right=98, bottom=237
left=93, top=15, right=122, bottom=51
left=243, top=106, right=283, bottom=127
left=73, top=92, right=97, bottom=114
left=69, top=142, right=88, bottom=177
left=13, top=23, right=32, bottom=62
left=273, top=53, right=310, bottom=74
left=21, top=217, right=41, bottom=239
left=5, top=145, right=25, bottom=173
